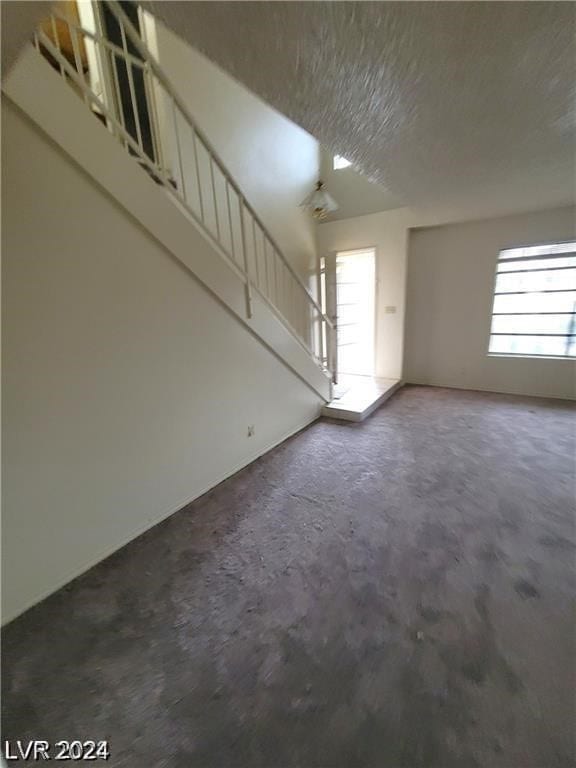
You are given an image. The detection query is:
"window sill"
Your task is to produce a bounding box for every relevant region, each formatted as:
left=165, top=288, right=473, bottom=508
left=487, top=353, right=575, bottom=362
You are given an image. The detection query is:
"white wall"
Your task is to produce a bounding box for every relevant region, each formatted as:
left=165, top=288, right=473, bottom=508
left=150, top=18, right=319, bottom=282
left=404, top=207, right=576, bottom=399
left=317, top=208, right=411, bottom=379
left=318, top=204, right=575, bottom=397
left=2, top=99, right=323, bottom=623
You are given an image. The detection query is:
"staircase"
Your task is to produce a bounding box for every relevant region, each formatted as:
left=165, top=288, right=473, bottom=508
left=22, top=0, right=334, bottom=396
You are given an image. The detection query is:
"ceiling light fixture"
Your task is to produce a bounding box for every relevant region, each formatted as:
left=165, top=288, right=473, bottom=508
left=300, top=180, right=339, bottom=220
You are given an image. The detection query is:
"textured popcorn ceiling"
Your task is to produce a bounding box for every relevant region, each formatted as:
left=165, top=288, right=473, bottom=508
left=147, top=1, right=576, bottom=216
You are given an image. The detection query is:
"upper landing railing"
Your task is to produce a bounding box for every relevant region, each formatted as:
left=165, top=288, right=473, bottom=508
left=32, top=0, right=334, bottom=377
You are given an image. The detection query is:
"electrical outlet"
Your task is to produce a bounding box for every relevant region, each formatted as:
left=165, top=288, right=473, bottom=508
left=247, top=425, right=255, bottom=437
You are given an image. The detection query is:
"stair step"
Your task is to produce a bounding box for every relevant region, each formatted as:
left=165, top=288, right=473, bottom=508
left=322, top=376, right=402, bottom=422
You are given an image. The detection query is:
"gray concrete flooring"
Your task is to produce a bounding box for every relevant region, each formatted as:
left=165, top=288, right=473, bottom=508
left=2, top=386, right=575, bottom=767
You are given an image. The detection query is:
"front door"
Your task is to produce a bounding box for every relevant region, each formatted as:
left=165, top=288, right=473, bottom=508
left=324, top=248, right=376, bottom=379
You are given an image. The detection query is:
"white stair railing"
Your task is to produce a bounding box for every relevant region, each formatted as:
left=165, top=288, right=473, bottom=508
left=32, top=0, right=335, bottom=377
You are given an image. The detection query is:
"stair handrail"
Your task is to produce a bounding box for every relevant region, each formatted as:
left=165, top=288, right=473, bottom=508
left=106, top=0, right=331, bottom=330
left=32, top=0, right=335, bottom=375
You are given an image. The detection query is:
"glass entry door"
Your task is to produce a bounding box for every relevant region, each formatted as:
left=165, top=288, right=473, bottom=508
left=324, top=248, right=376, bottom=378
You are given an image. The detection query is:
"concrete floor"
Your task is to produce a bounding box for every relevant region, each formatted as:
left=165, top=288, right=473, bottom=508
left=2, top=386, right=575, bottom=767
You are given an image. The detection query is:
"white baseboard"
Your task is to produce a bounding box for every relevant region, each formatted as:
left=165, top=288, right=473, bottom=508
left=404, top=380, right=575, bottom=402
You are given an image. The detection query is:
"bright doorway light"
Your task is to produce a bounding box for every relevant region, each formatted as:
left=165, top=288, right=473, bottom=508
left=333, top=155, right=352, bottom=170
left=335, top=249, right=376, bottom=376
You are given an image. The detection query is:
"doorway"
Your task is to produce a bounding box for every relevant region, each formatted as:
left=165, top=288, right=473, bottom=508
left=323, top=248, right=376, bottom=379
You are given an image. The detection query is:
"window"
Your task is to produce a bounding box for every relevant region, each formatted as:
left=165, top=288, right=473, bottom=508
left=101, top=1, right=157, bottom=164
left=488, top=241, right=576, bottom=358
left=333, top=155, right=352, bottom=170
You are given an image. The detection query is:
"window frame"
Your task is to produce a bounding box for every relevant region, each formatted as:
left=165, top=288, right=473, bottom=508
left=486, top=239, right=576, bottom=361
